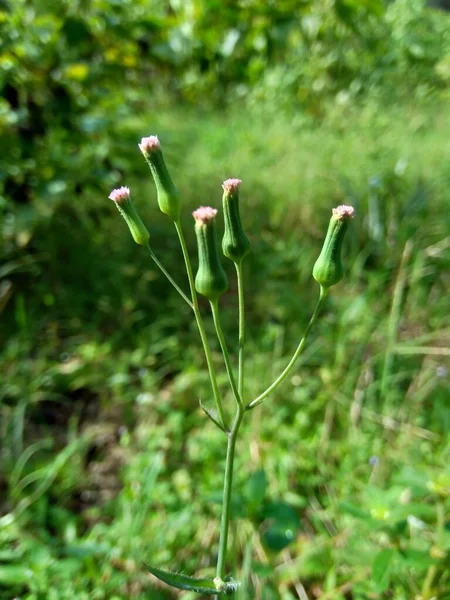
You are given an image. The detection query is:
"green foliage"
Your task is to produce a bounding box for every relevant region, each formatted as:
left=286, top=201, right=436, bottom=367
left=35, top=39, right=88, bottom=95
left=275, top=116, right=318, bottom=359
left=146, top=566, right=239, bottom=595
left=1, top=100, right=449, bottom=598
left=1, top=0, right=449, bottom=251
left=1, top=0, right=450, bottom=597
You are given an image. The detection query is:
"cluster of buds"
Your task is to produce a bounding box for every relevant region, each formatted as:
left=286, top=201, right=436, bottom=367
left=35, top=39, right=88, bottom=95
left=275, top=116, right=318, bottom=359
left=109, top=135, right=355, bottom=296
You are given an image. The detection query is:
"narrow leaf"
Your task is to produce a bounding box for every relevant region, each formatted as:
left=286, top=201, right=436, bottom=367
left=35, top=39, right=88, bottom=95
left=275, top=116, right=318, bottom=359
left=199, top=399, right=227, bottom=432
left=147, top=565, right=219, bottom=594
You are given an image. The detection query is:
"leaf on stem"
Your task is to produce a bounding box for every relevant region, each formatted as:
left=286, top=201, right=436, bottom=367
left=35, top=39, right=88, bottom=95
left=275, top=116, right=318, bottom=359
left=146, top=565, right=239, bottom=595
left=372, top=549, right=395, bottom=593
left=199, top=399, right=228, bottom=432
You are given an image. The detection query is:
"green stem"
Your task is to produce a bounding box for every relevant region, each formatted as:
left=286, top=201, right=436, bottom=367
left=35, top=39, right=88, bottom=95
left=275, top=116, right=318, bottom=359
left=210, top=300, right=243, bottom=409
left=246, top=287, right=328, bottom=410
left=236, top=261, right=245, bottom=399
left=147, top=244, right=193, bottom=308
left=380, top=240, right=413, bottom=403
left=174, top=221, right=228, bottom=431
left=214, top=264, right=246, bottom=591
left=216, top=406, right=244, bottom=582
left=422, top=502, right=445, bottom=599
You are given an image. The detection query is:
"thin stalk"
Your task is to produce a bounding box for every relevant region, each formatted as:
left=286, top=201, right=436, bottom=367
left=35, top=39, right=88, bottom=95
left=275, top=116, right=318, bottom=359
left=174, top=220, right=228, bottom=431
left=147, top=244, right=193, bottom=308
left=210, top=300, right=243, bottom=409
left=247, top=287, right=328, bottom=410
left=216, top=406, right=244, bottom=583
left=380, top=239, right=413, bottom=403
left=235, top=261, right=245, bottom=399
left=422, top=502, right=445, bottom=599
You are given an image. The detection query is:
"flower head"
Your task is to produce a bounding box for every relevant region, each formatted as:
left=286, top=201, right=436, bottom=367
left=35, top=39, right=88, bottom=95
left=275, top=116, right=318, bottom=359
left=222, top=178, right=242, bottom=193
left=193, top=206, right=227, bottom=300
left=138, top=135, right=161, bottom=154
left=221, top=178, right=250, bottom=263
left=192, top=206, right=218, bottom=225
left=313, top=205, right=355, bottom=290
left=108, top=186, right=149, bottom=246
left=332, top=205, right=355, bottom=219
left=139, top=135, right=181, bottom=220
left=109, top=186, right=131, bottom=203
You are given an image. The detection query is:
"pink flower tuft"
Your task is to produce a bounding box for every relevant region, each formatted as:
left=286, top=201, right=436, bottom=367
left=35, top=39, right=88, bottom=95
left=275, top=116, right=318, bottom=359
left=192, top=206, right=218, bottom=225
left=109, top=186, right=131, bottom=203
left=222, top=178, right=242, bottom=193
left=138, top=135, right=161, bottom=154
left=332, top=205, right=355, bottom=219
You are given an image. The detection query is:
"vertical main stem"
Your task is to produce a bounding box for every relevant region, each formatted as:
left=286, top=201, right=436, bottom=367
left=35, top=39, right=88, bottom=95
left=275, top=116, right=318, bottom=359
left=215, top=265, right=246, bottom=588
left=236, top=261, right=245, bottom=399
left=216, top=407, right=244, bottom=582
left=174, top=220, right=227, bottom=431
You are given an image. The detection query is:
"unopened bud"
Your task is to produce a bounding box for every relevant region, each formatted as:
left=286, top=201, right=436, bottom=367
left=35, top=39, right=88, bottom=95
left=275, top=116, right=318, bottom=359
left=221, top=178, right=250, bottom=263
left=313, top=205, right=355, bottom=290
left=193, top=207, right=228, bottom=301
left=138, top=135, right=181, bottom=221
left=109, top=186, right=150, bottom=246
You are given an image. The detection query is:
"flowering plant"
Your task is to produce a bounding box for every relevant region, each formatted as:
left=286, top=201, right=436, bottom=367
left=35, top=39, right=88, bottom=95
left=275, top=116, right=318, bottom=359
left=108, top=135, right=354, bottom=596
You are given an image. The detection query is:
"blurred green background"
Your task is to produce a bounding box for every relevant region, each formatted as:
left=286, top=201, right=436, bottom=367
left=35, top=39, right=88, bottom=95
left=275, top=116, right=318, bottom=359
left=1, top=0, right=450, bottom=598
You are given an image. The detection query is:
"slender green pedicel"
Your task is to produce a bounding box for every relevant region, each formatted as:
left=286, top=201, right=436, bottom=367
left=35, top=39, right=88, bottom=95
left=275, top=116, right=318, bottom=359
left=221, top=178, right=250, bottom=263
left=193, top=207, right=228, bottom=301
left=313, top=204, right=355, bottom=290
left=109, top=186, right=150, bottom=246
left=139, top=135, right=181, bottom=221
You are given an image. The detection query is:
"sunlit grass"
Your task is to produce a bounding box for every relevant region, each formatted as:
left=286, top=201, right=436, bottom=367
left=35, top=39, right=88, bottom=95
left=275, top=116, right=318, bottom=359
left=1, top=97, right=449, bottom=599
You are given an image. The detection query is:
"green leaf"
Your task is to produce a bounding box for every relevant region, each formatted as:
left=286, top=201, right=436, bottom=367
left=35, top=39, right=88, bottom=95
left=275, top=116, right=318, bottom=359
left=261, top=502, right=301, bottom=529
left=245, top=470, right=267, bottom=512
left=260, top=501, right=302, bottom=553
left=339, top=501, right=371, bottom=520
left=0, top=565, right=32, bottom=587
left=263, top=527, right=296, bottom=552
left=147, top=565, right=239, bottom=595
left=199, top=399, right=227, bottom=432
left=372, top=549, right=395, bottom=593
left=400, top=550, right=436, bottom=570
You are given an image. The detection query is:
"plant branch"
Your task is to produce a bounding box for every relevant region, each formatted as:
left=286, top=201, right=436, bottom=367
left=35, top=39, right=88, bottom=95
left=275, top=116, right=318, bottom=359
left=174, top=221, right=228, bottom=431
left=210, top=300, right=243, bottom=409
left=246, top=287, right=328, bottom=410
left=147, top=244, right=193, bottom=308
left=236, top=261, right=245, bottom=400
left=199, top=399, right=227, bottom=433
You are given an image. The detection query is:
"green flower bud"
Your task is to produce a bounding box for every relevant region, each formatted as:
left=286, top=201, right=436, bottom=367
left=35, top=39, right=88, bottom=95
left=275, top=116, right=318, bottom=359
left=139, top=135, right=181, bottom=221
left=109, top=186, right=150, bottom=246
left=221, top=178, right=250, bottom=263
left=193, top=207, right=228, bottom=301
left=313, top=205, right=355, bottom=290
